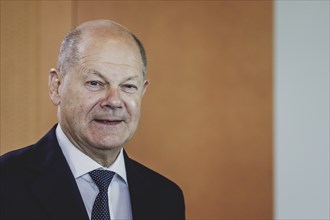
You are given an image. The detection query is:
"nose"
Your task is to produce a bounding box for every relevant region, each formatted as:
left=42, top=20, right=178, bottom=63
left=100, top=87, right=123, bottom=109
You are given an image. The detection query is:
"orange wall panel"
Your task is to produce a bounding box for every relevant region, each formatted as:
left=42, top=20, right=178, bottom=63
left=1, top=1, right=73, bottom=153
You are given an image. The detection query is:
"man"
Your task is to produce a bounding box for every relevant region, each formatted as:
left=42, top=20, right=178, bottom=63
left=0, top=20, right=185, bottom=220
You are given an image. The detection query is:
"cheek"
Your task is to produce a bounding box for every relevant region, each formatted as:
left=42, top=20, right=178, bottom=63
left=76, top=95, right=100, bottom=115
left=63, top=87, right=94, bottom=114
left=125, top=97, right=141, bottom=118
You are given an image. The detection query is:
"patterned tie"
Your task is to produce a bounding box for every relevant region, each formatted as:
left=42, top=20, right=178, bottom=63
left=89, top=170, right=115, bottom=220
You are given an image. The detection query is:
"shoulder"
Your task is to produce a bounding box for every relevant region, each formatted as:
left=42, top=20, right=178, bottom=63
left=125, top=153, right=183, bottom=192
left=124, top=152, right=185, bottom=205
left=0, top=143, right=46, bottom=190
left=124, top=153, right=185, bottom=219
left=129, top=156, right=181, bottom=191
left=0, top=144, right=39, bottom=205
left=0, top=125, right=59, bottom=176
left=0, top=144, right=37, bottom=170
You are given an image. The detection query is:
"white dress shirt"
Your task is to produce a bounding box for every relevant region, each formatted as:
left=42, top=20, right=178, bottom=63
left=56, top=125, right=132, bottom=220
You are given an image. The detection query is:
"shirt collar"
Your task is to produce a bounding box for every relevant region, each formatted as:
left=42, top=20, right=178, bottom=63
left=56, top=124, right=128, bottom=184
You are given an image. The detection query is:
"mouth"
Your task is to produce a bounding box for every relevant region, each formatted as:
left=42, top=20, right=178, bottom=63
left=94, top=119, right=124, bottom=125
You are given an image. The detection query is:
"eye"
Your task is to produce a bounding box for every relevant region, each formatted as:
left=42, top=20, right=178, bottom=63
left=86, top=81, right=104, bottom=90
left=87, top=81, right=102, bottom=86
left=124, top=84, right=138, bottom=89
left=122, top=84, right=138, bottom=93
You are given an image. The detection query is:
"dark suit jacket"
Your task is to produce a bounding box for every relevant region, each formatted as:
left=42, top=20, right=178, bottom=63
left=0, top=125, right=185, bottom=220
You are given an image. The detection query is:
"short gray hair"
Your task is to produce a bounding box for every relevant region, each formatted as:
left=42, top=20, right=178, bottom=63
left=57, top=28, right=147, bottom=79
left=57, top=28, right=82, bottom=76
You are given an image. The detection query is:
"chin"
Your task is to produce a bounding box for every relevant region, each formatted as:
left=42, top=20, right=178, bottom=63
left=85, top=128, right=134, bottom=148
left=90, top=137, right=127, bottom=150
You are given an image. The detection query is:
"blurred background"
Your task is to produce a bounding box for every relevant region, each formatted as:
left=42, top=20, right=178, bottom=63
left=1, top=1, right=328, bottom=219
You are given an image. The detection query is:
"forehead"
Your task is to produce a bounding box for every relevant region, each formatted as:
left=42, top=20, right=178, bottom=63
left=77, top=30, right=143, bottom=73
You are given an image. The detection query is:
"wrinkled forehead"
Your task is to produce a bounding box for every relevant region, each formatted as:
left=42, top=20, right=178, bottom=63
left=75, top=29, right=143, bottom=75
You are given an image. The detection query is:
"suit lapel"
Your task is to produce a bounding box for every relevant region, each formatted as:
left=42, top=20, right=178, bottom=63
left=124, top=151, right=157, bottom=219
left=28, top=126, right=89, bottom=220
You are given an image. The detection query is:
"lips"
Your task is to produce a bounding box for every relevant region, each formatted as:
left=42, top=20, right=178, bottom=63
left=94, top=119, right=124, bottom=125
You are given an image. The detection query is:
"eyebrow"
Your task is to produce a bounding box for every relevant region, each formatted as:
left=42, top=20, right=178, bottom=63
left=124, top=75, right=139, bottom=81
left=86, top=70, right=140, bottom=82
left=87, top=70, right=107, bottom=81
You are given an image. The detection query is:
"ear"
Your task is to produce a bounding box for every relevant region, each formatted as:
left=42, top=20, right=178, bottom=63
left=49, top=68, right=62, bottom=106
left=142, top=80, right=149, bottom=96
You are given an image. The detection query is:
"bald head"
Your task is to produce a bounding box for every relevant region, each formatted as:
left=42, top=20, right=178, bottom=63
left=57, top=20, right=147, bottom=79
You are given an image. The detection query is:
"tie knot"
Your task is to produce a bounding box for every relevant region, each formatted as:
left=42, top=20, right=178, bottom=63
left=89, top=170, right=115, bottom=192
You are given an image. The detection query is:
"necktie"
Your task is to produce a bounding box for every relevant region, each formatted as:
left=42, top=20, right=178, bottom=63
left=89, top=170, right=115, bottom=220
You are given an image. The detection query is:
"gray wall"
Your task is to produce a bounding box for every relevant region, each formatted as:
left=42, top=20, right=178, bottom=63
left=275, top=1, right=330, bottom=219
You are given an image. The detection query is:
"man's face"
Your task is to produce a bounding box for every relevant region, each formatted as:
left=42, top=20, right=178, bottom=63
left=56, top=34, right=147, bottom=153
